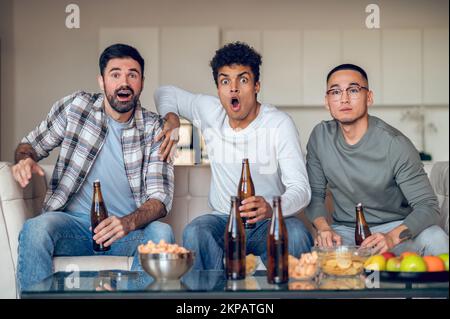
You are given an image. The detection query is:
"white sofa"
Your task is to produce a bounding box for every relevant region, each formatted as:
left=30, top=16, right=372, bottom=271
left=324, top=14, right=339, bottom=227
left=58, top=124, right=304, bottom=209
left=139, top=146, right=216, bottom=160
left=0, top=161, right=448, bottom=298
left=0, top=163, right=214, bottom=298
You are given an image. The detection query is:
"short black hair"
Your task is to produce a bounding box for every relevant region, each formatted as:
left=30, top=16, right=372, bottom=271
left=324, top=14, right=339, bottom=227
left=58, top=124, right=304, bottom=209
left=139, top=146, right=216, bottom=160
left=327, top=63, right=368, bottom=86
left=210, top=42, right=262, bottom=86
left=99, top=43, right=145, bottom=78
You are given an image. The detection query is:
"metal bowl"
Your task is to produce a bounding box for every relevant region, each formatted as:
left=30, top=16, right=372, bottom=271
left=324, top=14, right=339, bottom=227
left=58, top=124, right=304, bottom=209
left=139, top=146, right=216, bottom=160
left=139, top=251, right=195, bottom=281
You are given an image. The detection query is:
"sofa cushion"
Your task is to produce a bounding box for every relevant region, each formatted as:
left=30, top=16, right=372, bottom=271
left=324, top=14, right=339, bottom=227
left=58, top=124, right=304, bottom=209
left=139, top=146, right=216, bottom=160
left=189, top=166, right=211, bottom=197
left=173, top=166, right=189, bottom=197
left=430, top=162, right=449, bottom=234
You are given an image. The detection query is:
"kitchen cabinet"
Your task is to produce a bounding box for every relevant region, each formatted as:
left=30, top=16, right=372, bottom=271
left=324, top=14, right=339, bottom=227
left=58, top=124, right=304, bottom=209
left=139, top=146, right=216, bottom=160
left=342, top=29, right=382, bottom=104
left=222, top=30, right=262, bottom=52
left=382, top=29, right=422, bottom=105
left=261, top=30, right=302, bottom=106
left=423, top=28, right=449, bottom=105
left=160, top=27, right=220, bottom=96
left=303, top=30, right=341, bottom=106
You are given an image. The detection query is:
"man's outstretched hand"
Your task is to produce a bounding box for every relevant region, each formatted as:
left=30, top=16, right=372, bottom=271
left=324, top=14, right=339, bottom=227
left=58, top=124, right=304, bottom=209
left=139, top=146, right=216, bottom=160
left=12, top=158, right=45, bottom=188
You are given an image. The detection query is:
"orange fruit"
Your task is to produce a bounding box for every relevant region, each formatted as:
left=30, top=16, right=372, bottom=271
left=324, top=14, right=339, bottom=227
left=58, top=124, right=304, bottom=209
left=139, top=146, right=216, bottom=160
left=423, top=256, right=446, bottom=272
left=400, top=251, right=418, bottom=259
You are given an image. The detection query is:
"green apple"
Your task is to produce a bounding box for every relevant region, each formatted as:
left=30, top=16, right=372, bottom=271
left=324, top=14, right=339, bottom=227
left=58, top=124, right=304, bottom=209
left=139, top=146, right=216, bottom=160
left=364, top=255, right=386, bottom=271
left=400, top=255, right=427, bottom=272
left=386, top=257, right=402, bottom=272
left=438, top=253, right=449, bottom=271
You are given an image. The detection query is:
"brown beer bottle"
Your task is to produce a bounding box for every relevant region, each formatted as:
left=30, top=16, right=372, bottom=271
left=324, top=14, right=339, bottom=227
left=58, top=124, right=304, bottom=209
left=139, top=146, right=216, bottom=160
left=267, top=196, right=289, bottom=284
left=355, top=202, right=372, bottom=246
left=238, top=158, right=256, bottom=229
left=224, top=196, right=246, bottom=280
left=91, top=180, right=110, bottom=252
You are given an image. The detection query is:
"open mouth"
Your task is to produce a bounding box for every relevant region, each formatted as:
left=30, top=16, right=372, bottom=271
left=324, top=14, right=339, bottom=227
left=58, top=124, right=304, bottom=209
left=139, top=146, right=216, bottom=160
left=230, top=97, right=240, bottom=112
left=116, top=88, right=133, bottom=101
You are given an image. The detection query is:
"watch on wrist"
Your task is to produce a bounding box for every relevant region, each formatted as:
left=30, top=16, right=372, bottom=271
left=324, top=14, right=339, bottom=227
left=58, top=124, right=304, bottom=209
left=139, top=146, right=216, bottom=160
left=399, top=228, right=412, bottom=242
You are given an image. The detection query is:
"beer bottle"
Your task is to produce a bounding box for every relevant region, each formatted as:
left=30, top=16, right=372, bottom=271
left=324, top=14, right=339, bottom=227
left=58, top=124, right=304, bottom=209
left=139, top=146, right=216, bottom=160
left=238, top=158, right=256, bottom=229
left=224, top=196, right=246, bottom=280
left=91, top=180, right=110, bottom=252
left=355, top=202, right=371, bottom=246
left=267, top=196, right=289, bottom=284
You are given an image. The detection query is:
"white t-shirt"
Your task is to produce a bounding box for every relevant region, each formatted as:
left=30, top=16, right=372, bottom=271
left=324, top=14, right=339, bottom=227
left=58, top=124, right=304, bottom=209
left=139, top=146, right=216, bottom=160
left=154, top=86, right=311, bottom=217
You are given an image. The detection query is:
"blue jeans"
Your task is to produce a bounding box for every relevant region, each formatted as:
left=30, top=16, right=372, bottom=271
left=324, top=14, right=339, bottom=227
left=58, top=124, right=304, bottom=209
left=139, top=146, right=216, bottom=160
left=17, top=211, right=174, bottom=291
left=332, top=220, right=449, bottom=255
left=182, top=213, right=313, bottom=270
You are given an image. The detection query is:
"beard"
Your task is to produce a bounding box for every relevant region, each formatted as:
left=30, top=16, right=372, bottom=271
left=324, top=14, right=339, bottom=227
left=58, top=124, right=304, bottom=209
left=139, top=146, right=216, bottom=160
left=105, top=85, right=140, bottom=114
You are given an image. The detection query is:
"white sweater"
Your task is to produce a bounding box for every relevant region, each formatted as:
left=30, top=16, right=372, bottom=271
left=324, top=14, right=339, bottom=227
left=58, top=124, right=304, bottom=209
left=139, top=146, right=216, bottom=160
left=154, top=86, right=311, bottom=217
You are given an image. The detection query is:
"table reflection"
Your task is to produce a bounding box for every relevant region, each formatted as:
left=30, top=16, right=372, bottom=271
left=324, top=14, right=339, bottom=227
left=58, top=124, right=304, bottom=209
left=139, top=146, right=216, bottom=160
left=24, top=269, right=448, bottom=296
left=318, top=275, right=366, bottom=290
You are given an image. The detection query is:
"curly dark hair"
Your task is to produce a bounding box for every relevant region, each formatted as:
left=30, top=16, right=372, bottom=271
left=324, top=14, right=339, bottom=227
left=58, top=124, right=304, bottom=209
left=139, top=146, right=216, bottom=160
left=210, top=42, right=262, bottom=87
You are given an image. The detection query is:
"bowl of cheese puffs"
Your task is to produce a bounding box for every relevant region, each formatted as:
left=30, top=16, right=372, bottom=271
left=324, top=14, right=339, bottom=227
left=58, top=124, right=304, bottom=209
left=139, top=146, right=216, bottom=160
left=138, top=240, right=195, bottom=281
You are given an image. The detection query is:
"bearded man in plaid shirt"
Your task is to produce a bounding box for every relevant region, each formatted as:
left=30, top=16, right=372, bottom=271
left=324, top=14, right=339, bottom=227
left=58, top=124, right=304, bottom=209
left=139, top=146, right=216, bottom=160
left=12, top=44, right=175, bottom=291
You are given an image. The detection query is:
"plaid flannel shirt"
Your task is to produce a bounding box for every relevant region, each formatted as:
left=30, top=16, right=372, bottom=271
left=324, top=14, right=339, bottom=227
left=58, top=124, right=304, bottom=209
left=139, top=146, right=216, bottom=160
left=22, top=91, right=174, bottom=213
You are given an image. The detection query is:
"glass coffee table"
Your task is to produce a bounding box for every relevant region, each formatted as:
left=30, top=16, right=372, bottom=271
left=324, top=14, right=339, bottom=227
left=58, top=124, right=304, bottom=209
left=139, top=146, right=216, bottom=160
left=21, top=270, right=449, bottom=299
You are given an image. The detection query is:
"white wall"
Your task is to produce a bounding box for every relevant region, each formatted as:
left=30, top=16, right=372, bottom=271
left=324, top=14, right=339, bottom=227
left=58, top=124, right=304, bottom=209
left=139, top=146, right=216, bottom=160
left=1, top=0, right=448, bottom=163
left=0, top=0, right=14, bottom=161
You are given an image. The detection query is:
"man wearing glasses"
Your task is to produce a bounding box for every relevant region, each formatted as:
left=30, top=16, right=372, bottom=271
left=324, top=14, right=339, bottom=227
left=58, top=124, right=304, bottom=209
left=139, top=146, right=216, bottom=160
left=305, top=63, right=448, bottom=256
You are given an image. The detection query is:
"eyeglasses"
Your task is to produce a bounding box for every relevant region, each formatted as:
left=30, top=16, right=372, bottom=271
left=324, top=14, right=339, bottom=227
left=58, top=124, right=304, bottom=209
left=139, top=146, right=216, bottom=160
left=326, top=85, right=368, bottom=102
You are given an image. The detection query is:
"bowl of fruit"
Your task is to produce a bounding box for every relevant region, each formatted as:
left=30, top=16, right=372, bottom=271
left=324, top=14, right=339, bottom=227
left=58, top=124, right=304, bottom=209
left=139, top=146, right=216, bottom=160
left=363, top=251, right=449, bottom=282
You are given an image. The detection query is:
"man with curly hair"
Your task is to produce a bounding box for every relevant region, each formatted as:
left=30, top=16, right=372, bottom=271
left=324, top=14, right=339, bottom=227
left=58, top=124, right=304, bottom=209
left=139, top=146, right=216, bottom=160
left=154, top=42, right=313, bottom=270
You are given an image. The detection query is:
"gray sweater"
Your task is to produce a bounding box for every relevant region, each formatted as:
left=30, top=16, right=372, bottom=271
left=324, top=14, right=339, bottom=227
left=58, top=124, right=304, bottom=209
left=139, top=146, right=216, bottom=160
left=305, top=115, right=440, bottom=237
